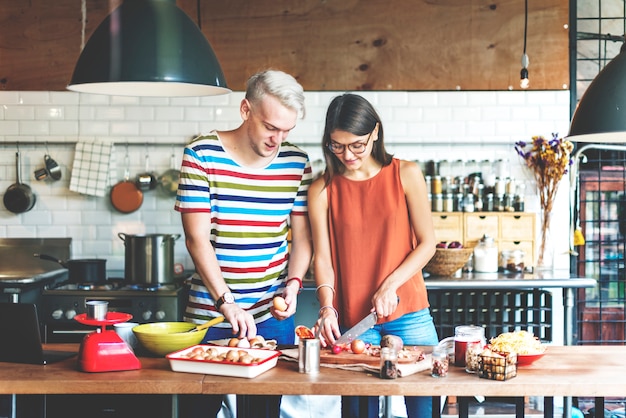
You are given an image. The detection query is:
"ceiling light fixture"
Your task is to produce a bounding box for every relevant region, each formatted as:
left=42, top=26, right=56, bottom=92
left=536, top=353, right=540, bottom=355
left=520, top=0, right=529, bottom=89
left=568, top=41, right=626, bottom=142
left=67, top=0, right=230, bottom=97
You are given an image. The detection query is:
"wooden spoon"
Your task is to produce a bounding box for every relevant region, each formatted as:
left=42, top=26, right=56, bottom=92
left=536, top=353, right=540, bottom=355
left=186, top=316, right=225, bottom=333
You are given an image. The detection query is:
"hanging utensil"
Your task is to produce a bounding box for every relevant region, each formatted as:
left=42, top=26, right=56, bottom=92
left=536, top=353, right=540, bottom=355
left=110, top=147, right=143, bottom=213
left=3, top=150, right=37, bottom=214
left=158, top=151, right=181, bottom=197
left=136, top=151, right=157, bottom=191
left=35, top=154, right=62, bottom=181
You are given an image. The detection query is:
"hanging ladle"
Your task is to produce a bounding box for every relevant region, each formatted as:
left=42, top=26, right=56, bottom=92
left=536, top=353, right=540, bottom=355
left=34, top=144, right=62, bottom=181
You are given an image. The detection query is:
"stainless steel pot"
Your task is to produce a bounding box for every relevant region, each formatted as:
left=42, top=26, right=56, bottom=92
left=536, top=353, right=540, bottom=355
left=118, top=233, right=181, bottom=285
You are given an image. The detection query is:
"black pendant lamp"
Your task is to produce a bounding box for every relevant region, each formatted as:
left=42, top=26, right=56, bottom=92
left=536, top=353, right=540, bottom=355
left=67, top=0, right=230, bottom=97
left=568, top=42, right=626, bottom=142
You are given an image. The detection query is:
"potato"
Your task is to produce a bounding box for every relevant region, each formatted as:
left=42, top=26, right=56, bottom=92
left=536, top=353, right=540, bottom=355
left=381, top=335, right=404, bottom=352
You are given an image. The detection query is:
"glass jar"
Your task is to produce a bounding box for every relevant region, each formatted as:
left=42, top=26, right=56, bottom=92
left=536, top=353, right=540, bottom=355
left=473, top=234, right=498, bottom=273
left=500, top=249, right=525, bottom=273
left=465, top=340, right=483, bottom=373
left=431, top=346, right=449, bottom=378
left=380, top=347, right=398, bottom=379
left=454, top=325, right=485, bottom=367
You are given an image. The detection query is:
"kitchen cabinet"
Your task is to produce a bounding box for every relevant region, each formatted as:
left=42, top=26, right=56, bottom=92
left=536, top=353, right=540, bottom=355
left=431, top=213, right=464, bottom=243
left=433, top=212, right=536, bottom=268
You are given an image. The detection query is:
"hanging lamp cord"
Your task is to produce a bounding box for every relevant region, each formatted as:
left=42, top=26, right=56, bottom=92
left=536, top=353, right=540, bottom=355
left=523, top=0, right=528, bottom=56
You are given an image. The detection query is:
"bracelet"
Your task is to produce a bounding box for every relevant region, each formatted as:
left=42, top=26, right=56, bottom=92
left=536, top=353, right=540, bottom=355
left=315, top=284, right=335, bottom=299
left=319, top=305, right=338, bottom=318
left=286, top=277, right=303, bottom=294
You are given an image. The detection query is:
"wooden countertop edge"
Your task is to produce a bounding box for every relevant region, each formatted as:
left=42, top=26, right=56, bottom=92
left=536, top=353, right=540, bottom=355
left=1, top=345, right=625, bottom=397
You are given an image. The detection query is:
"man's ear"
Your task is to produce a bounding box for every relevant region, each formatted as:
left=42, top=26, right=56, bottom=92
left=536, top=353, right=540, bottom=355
left=240, top=98, right=252, bottom=120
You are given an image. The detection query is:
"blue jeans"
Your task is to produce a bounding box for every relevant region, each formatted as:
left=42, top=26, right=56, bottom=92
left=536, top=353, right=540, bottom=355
left=343, top=309, right=439, bottom=418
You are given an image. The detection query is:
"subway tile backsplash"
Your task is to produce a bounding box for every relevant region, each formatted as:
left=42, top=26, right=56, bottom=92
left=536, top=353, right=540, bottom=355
left=0, top=90, right=571, bottom=271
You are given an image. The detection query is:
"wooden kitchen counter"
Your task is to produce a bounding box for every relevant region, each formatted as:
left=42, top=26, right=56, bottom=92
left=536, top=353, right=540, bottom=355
left=0, top=344, right=203, bottom=395
left=202, top=346, right=626, bottom=398
left=1, top=345, right=623, bottom=398
left=0, top=345, right=622, bottom=418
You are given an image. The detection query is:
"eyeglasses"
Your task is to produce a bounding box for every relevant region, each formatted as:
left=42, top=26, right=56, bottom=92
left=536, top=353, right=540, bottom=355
left=327, top=131, right=373, bottom=155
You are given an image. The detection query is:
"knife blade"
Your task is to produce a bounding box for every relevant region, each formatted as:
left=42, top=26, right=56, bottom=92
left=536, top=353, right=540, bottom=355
left=335, top=311, right=378, bottom=346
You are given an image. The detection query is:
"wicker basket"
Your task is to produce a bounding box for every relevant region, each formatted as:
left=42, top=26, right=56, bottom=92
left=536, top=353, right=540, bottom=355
left=424, top=247, right=474, bottom=276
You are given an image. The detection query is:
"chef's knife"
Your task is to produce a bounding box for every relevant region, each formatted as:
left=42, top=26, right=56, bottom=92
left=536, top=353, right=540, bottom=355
left=334, top=311, right=378, bottom=346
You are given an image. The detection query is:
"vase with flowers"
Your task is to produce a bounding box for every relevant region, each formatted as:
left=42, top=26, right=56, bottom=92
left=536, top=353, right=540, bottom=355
left=515, top=133, right=573, bottom=271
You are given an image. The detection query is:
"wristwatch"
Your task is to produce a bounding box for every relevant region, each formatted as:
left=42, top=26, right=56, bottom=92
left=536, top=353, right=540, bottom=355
left=215, top=291, right=235, bottom=310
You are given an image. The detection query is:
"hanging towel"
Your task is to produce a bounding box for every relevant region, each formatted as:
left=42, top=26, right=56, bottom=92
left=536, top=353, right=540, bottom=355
left=69, top=139, right=117, bottom=197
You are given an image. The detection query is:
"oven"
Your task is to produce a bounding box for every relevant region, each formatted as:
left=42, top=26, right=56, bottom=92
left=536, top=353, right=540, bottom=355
left=39, top=278, right=189, bottom=418
left=41, top=280, right=188, bottom=343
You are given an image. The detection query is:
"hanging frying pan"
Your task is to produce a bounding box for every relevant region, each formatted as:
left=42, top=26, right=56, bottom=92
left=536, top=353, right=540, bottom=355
left=158, top=152, right=181, bottom=197
left=110, top=153, right=143, bottom=213
left=3, top=151, right=36, bottom=214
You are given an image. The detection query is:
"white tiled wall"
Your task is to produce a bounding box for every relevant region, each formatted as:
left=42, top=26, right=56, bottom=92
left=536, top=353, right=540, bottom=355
left=0, top=89, right=571, bottom=271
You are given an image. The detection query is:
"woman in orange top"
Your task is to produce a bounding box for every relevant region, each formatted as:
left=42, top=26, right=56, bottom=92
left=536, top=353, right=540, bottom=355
left=308, top=93, right=439, bottom=418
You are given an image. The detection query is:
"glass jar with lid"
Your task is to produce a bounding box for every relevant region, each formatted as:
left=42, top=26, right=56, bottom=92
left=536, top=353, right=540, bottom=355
left=473, top=234, right=498, bottom=273
left=499, top=249, right=525, bottom=273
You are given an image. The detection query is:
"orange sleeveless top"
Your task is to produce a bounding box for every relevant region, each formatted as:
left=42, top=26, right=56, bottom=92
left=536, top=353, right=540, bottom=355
left=327, top=158, right=429, bottom=328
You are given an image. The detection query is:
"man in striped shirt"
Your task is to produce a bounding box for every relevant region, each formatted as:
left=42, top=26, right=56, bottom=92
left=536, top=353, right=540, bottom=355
left=175, top=69, right=312, bottom=418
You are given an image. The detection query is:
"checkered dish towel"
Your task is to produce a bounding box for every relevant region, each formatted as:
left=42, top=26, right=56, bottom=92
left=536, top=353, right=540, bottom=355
left=69, top=139, right=117, bottom=197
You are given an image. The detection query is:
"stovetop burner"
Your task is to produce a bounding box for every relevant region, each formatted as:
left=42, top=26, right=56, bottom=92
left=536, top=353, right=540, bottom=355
left=75, top=283, right=116, bottom=291
left=124, top=283, right=163, bottom=292
left=49, top=280, right=181, bottom=293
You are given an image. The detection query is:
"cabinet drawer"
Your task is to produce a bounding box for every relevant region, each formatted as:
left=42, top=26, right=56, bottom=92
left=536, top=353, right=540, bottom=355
left=499, top=240, right=535, bottom=268
left=432, top=213, right=463, bottom=243
left=500, top=214, right=536, bottom=241
left=464, top=213, right=499, bottom=244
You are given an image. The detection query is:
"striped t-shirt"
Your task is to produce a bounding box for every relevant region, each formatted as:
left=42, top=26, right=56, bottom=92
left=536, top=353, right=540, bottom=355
left=175, top=132, right=312, bottom=325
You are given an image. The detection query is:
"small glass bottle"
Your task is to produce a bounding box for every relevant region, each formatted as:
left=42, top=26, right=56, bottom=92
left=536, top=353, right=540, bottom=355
left=380, top=347, right=398, bottom=379
left=431, top=346, right=449, bottom=378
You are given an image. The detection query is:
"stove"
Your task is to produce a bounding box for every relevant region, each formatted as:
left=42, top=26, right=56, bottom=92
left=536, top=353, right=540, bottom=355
left=41, top=278, right=188, bottom=343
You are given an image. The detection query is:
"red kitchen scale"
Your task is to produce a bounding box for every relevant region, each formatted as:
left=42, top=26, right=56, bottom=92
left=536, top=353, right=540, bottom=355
left=74, top=312, right=141, bottom=372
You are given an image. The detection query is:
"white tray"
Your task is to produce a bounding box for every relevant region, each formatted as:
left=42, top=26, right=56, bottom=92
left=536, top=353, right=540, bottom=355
left=166, top=345, right=280, bottom=378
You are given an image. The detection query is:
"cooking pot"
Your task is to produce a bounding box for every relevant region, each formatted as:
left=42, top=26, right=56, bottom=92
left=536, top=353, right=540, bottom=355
left=118, top=233, right=181, bottom=285
left=35, top=253, right=107, bottom=283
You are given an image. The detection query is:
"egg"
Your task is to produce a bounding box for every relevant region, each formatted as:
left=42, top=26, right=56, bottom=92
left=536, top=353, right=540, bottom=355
left=249, top=336, right=265, bottom=347
left=236, top=338, right=251, bottom=348
left=273, top=296, right=288, bottom=312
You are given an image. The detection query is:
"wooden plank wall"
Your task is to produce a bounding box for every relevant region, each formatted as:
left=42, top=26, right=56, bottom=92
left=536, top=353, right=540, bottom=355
left=0, top=0, right=568, bottom=92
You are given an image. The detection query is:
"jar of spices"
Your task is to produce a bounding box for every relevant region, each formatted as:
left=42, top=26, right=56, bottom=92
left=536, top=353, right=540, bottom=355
left=465, top=340, right=483, bottom=373
left=473, top=235, right=498, bottom=273
left=431, top=175, right=443, bottom=195
left=431, top=346, right=449, bottom=378
left=380, top=347, right=398, bottom=379
left=443, top=193, right=454, bottom=212
left=500, top=249, right=525, bottom=273
left=484, top=193, right=494, bottom=212
left=432, top=194, right=443, bottom=212
left=463, top=194, right=475, bottom=212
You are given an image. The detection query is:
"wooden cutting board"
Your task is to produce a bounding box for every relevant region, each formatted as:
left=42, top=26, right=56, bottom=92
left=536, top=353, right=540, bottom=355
left=319, top=347, right=423, bottom=366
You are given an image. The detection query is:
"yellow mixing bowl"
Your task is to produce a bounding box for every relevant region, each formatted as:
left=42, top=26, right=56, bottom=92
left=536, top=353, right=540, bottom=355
left=132, top=322, right=208, bottom=356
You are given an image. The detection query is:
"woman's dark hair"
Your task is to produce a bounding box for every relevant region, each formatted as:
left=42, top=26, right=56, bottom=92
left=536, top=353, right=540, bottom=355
left=322, top=94, right=393, bottom=184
